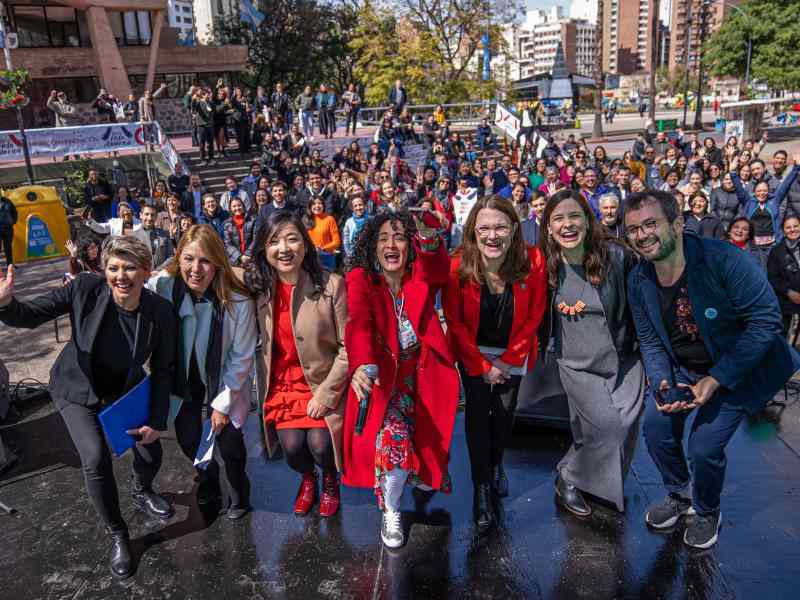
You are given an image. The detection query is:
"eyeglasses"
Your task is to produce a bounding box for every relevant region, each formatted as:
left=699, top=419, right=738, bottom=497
left=624, top=218, right=662, bottom=239
left=476, top=224, right=514, bottom=238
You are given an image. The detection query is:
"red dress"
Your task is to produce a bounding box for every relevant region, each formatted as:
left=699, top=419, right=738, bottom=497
left=263, top=280, right=326, bottom=430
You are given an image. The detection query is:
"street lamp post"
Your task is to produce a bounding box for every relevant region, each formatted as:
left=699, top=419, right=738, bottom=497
left=682, top=2, right=692, bottom=129
left=0, top=2, right=34, bottom=184
left=592, top=0, right=604, bottom=139
left=693, top=0, right=710, bottom=131
left=729, top=4, right=752, bottom=87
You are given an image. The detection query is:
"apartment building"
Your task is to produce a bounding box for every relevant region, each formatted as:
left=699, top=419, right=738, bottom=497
left=508, top=7, right=596, bottom=80
left=602, top=0, right=657, bottom=75
left=668, top=0, right=740, bottom=74
left=168, top=0, right=195, bottom=43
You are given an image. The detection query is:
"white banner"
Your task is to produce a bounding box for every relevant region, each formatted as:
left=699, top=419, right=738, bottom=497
left=724, top=119, right=744, bottom=143
left=0, top=122, right=160, bottom=161
left=159, top=132, right=190, bottom=175
left=494, top=103, right=520, bottom=140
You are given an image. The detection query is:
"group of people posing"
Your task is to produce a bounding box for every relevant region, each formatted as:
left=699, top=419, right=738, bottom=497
left=1, top=116, right=798, bottom=584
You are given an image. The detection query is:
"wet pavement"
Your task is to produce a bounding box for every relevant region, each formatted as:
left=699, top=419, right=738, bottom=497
left=1, top=390, right=799, bottom=600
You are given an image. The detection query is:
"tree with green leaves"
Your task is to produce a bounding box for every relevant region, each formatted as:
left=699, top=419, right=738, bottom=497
left=349, top=0, right=514, bottom=105
left=211, top=0, right=358, bottom=95
left=705, top=0, right=800, bottom=91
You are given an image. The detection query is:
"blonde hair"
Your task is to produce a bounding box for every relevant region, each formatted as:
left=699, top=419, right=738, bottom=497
left=166, top=225, right=250, bottom=311
left=101, top=235, right=152, bottom=272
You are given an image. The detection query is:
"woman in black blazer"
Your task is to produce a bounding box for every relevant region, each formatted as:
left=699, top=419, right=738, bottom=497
left=0, top=236, right=177, bottom=580
left=767, top=213, right=800, bottom=334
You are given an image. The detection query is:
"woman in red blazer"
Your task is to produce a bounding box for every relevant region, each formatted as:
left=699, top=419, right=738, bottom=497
left=442, top=195, right=547, bottom=533
left=343, top=210, right=458, bottom=549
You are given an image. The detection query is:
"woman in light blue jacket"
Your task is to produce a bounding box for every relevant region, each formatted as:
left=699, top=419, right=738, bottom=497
left=148, top=224, right=257, bottom=519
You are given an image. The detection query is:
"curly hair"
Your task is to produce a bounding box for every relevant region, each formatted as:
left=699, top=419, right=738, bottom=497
left=346, top=210, right=417, bottom=275
left=77, top=234, right=102, bottom=263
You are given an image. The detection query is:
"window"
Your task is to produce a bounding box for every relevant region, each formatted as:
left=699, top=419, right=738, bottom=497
left=46, top=7, right=80, bottom=47
left=112, top=11, right=153, bottom=46
left=12, top=6, right=83, bottom=48
left=12, top=6, right=49, bottom=48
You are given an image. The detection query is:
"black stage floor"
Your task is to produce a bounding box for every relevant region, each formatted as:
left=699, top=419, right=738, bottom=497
left=1, top=395, right=799, bottom=599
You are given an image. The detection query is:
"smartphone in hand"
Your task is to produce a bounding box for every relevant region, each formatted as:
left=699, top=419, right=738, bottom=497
left=655, top=385, right=695, bottom=407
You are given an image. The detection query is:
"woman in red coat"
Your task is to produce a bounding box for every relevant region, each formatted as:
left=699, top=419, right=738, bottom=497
left=343, top=210, right=458, bottom=549
left=442, top=195, right=547, bottom=533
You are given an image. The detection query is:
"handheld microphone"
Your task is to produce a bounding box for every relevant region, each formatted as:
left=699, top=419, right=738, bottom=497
left=355, top=364, right=379, bottom=435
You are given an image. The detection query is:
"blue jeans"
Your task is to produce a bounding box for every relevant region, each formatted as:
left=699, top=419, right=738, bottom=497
left=318, top=250, right=336, bottom=271
left=300, top=110, right=314, bottom=139
left=642, top=391, right=746, bottom=516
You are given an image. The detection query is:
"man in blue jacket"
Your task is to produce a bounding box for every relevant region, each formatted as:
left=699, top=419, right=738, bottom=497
left=624, top=189, right=800, bottom=550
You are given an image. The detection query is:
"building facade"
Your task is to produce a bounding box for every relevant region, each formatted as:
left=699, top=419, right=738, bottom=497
left=3, top=0, right=246, bottom=131
left=668, top=0, right=740, bottom=74
left=505, top=7, right=596, bottom=81
left=167, top=0, right=195, bottom=43
left=602, top=0, right=657, bottom=75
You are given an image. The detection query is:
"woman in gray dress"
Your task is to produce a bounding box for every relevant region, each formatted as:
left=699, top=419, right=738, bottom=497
left=539, top=189, right=644, bottom=517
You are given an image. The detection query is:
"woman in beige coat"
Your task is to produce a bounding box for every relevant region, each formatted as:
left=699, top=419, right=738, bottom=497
left=244, top=209, right=348, bottom=517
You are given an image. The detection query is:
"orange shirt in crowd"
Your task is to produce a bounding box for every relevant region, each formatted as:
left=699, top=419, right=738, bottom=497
left=308, top=213, right=341, bottom=253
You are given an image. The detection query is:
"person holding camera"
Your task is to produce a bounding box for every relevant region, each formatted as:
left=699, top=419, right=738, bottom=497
left=0, top=237, right=177, bottom=579
left=625, top=190, right=800, bottom=549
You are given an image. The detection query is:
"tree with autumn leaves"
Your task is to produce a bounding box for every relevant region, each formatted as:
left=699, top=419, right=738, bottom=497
left=350, top=0, right=521, bottom=105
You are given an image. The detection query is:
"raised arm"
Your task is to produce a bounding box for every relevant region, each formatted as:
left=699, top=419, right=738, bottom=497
left=728, top=157, right=753, bottom=208
left=0, top=266, right=74, bottom=328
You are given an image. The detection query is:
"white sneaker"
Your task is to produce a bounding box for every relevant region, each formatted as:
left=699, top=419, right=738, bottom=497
left=381, top=509, right=404, bottom=548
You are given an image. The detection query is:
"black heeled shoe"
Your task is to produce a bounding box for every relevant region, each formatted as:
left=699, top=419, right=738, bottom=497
left=474, top=484, right=495, bottom=534
left=492, top=464, right=509, bottom=498
left=555, top=475, right=591, bottom=517
left=107, top=529, right=133, bottom=580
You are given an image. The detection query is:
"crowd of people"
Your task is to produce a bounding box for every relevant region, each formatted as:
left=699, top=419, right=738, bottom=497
left=1, top=100, right=800, bottom=584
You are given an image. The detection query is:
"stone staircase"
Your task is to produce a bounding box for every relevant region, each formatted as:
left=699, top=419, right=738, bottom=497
left=181, top=135, right=430, bottom=194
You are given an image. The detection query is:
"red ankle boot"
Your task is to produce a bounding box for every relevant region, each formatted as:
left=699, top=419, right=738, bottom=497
left=294, top=472, right=317, bottom=515
left=319, top=472, right=340, bottom=517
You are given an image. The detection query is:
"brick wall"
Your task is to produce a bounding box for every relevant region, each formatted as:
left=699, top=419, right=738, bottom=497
left=69, top=98, right=191, bottom=133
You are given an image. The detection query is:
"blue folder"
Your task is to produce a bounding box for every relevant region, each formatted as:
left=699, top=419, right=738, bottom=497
left=98, top=376, right=151, bottom=457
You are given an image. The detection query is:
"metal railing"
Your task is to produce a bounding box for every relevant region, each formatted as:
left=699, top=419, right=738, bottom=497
left=354, top=101, right=498, bottom=127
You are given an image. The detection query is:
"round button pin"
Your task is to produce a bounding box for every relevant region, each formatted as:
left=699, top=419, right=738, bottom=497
left=704, top=308, right=718, bottom=319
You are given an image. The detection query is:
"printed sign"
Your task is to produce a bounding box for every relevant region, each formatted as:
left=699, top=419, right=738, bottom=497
left=724, top=119, right=744, bottom=142
left=0, top=122, right=160, bottom=161
left=26, top=215, right=58, bottom=258
left=494, top=103, right=520, bottom=140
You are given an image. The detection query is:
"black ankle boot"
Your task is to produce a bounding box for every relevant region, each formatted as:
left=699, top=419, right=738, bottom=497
left=132, top=488, right=174, bottom=520
left=473, top=484, right=495, bottom=534
left=492, top=464, right=509, bottom=498
left=555, top=475, right=591, bottom=517
left=107, top=529, right=133, bottom=580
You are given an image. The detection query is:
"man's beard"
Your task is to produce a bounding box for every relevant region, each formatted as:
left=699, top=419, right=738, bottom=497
left=647, top=230, right=677, bottom=262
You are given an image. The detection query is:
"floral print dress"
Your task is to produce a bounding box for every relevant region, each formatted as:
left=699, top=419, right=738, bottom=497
left=374, top=289, right=452, bottom=508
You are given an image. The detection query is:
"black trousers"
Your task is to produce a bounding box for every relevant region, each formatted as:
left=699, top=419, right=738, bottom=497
left=0, top=227, right=12, bottom=266
left=345, top=109, right=359, bottom=135
left=199, top=126, right=215, bottom=161
left=235, top=119, right=251, bottom=154
left=59, top=401, right=162, bottom=532
left=173, top=399, right=250, bottom=509
left=460, top=369, right=522, bottom=486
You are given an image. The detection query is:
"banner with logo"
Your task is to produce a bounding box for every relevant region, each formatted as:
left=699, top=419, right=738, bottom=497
left=0, top=122, right=161, bottom=161
left=494, top=103, right=520, bottom=140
